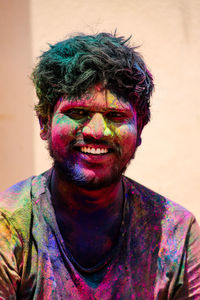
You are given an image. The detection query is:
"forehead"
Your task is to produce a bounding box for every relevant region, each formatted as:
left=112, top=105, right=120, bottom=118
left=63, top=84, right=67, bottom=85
left=54, top=88, right=133, bottom=112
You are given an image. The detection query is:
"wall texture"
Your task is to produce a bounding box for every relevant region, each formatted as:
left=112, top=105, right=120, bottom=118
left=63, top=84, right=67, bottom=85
left=1, top=0, right=200, bottom=222
left=0, top=0, right=34, bottom=188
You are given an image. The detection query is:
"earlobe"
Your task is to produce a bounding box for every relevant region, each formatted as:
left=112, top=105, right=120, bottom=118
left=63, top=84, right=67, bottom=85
left=40, top=127, right=49, bottom=140
left=38, top=116, right=50, bottom=140
left=136, top=117, right=143, bottom=147
left=136, top=136, right=142, bottom=147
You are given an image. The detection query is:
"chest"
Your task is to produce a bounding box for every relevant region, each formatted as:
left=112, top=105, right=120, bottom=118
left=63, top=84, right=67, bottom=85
left=60, top=222, right=119, bottom=269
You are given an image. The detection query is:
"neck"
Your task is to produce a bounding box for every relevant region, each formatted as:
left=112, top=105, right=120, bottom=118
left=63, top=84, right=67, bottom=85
left=50, top=168, right=125, bottom=268
left=50, top=168, right=124, bottom=220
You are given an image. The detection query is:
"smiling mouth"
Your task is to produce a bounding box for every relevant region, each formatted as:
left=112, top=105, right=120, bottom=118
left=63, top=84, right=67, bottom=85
left=80, top=146, right=110, bottom=155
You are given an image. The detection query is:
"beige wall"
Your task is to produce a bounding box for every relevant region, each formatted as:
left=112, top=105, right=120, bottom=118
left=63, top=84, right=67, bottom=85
left=1, top=0, right=200, bottom=222
left=0, top=0, right=34, bottom=188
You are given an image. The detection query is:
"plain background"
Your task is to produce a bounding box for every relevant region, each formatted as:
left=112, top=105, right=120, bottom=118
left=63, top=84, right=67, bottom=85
left=0, top=0, right=200, bottom=222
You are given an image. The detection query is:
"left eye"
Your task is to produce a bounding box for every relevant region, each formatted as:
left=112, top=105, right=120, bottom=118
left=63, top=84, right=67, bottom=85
left=106, top=112, right=127, bottom=121
left=64, top=109, right=89, bottom=120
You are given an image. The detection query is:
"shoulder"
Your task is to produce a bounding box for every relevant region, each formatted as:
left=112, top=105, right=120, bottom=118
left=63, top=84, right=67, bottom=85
left=0, top=176, right=34, bottom=212
left=0, top=176, right=35, bottom=243
left=0, top=169, right=51, bottom=241
left=0, top=168, right=52, bottom=213
left=123, top=177, right=200, bottom=283
left=123, top=175, right=195, bottom=229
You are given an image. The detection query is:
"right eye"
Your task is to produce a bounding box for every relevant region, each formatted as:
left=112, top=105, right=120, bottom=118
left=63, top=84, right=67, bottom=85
left=64, top=108, right=89, bottom=120
left=105, top=111, right=128, bottom=122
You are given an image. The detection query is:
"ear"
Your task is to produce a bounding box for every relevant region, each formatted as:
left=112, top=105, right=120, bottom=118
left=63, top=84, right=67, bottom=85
left=136, top=136, right=142, bottom=147
left=38, top=116, right=50, bottom=140
left=136, top=117, right=143, bottom=147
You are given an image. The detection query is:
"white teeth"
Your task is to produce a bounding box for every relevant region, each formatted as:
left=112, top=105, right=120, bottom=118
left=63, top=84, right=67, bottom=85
left=80, top=147, right=108, bottom=154
left=96, top=148, right=101, bottom=154
left=91, top=148, right=96, bottom=154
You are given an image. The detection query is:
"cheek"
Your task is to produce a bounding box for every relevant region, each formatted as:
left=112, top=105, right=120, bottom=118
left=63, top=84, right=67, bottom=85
left=115, top=124, right=137, bottom=151
left=51, top=117, right=78, bottom=151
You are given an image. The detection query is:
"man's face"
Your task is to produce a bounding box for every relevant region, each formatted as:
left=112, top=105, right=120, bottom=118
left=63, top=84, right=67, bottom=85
left=46, top=87, right=139, bottom=189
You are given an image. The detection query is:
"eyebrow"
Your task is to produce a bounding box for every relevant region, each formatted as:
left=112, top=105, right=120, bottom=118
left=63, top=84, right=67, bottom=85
left=59, top=102, right=134, bottom=114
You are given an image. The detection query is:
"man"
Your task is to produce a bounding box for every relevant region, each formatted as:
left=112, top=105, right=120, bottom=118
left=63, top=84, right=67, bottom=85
left=0, top=33, right=200, bottom=299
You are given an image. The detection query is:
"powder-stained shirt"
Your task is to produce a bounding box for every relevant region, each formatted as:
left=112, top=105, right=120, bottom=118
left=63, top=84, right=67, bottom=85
left=0, top=169, right=200, bottom=299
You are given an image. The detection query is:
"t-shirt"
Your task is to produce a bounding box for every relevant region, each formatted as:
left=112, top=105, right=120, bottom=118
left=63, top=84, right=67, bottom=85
left=0, top=169, right=200, bottom=299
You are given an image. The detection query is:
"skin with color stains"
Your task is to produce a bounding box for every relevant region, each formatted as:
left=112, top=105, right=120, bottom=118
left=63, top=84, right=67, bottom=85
left=43, top=87, right=138, bottom=189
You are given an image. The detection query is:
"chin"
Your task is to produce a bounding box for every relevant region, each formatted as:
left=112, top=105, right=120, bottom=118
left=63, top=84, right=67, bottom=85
left=53, top=160, right=124, bottom=190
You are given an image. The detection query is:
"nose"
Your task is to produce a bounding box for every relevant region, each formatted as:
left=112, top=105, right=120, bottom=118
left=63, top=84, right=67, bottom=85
left=82, top=113, right=112, bottom=139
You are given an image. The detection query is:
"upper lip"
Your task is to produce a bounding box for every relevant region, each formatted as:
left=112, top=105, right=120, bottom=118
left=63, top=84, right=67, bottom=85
left=72, top=141, right=114, bottom=150
left=76, top=144, right=110, bottom=150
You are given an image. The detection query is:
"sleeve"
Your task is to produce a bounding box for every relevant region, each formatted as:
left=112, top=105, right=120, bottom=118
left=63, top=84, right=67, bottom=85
left=0, top=212, right=23, bottom=300
left=173, top=218, right=200, bottom=299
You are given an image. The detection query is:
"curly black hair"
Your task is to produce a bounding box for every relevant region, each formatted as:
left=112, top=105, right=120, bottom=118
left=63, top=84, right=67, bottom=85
left=32, top=32, right=154, bottom=132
